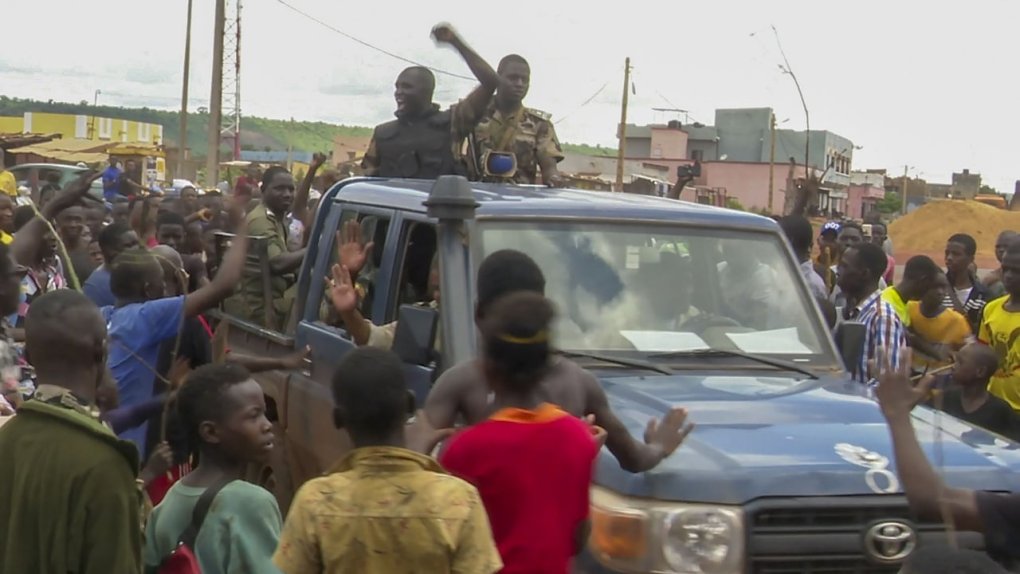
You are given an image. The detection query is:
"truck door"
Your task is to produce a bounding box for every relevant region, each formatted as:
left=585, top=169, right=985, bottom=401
left=288, top=203, right=397, bottom=481
left=386, top=211, right=438, bottom=405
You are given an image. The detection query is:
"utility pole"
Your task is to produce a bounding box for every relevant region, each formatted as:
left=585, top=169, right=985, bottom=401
left=178, top=0, right=194, bottom=179
left=900, top=164, right=909, bottom=215
left=614, top=57, right=631, bottom=193
left=206, top=0, right=226, bottom=188
left=89, top=89, right=101, bottom=139
left=768, top=113, right=777, bottom=213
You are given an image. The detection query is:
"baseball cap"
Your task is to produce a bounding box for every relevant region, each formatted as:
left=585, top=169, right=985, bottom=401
left=820, top=221, right=841, bottom=236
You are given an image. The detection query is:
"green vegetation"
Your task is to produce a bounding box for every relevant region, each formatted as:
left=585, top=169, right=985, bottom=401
left=0, top=96, right=618, bottom=160
left=725, top=197, right=746, bottom=211
left=561, top=142, right=616, bottom=157
left=876, top=191, right=901, bottom=214
left=0, top=96, right=370, bottom=156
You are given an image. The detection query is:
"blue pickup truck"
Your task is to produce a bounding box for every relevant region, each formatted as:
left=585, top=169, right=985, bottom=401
left=221, top=176, right=1020, bottom=573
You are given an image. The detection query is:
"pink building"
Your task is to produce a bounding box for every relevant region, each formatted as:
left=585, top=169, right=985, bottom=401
left=846, top=185, right=885, bottom=219
left=686, top=161, right=809, bottom=212
left=846, top=172, right=886, bottom=219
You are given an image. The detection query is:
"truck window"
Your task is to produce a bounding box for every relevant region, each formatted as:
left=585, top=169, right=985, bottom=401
left=387, top=222, right=437, bottom=321
left=317, top=210, right=391, bottom=328
left=476, top=220, right=837, bottom=369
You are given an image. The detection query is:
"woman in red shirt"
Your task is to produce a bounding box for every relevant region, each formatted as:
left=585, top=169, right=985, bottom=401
left=441, top=292, right=598, bottom=574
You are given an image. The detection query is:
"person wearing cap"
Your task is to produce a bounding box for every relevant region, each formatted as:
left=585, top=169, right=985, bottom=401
left=815, top=221, right=841, bottom=293
left=0, top=159, right=16, bottom=199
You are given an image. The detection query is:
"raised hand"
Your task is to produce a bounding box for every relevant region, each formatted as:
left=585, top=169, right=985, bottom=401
left=327, top=263, right=358, bottom=314
left=873, top=347, right=934, bottom=420
left=43, top=171, right=100, bottom=218
left=431, top=22, right=459, bottom=45
left=336, top=220, right=373, bottom=277
left=643, top=407, right=694, bottom=461
left=311, top=152, right=328, bottom=170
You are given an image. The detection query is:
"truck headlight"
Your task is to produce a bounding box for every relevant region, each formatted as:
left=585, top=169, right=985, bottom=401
left=589, top=486, right=744, bottom=574
left=662, top=508, right=743, bottom=573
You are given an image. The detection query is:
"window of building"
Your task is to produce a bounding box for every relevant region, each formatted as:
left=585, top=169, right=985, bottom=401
left=690, top=149, right=704, bottom=162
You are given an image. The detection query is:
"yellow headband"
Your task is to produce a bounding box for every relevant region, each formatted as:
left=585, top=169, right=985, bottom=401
left=497, top=330, right=549, bottom=345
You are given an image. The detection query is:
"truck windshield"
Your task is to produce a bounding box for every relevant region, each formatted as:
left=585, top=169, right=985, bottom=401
left=477, top=220, right=836, bottom=366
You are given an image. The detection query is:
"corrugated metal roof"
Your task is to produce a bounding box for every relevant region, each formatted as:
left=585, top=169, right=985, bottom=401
left=0, top=133, right=60, bottom=148
left=9, top=138, right=116, bottom=154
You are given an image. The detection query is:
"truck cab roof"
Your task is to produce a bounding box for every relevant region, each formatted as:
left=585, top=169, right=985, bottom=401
left=328, top=178, right=777, bottom=229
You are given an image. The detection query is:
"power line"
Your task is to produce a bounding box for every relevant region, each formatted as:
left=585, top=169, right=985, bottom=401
left=554, top=81, right=609, bottom=125
left=274, top=0, right=474, bottom=82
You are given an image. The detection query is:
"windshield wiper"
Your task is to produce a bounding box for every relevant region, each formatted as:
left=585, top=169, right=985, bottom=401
left=647, top=348, right=818, bottom=379
left=558, top=350, right=673, bottom=375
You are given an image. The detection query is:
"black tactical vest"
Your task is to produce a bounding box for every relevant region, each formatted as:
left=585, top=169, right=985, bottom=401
left=372, top=107, right=464, bottom=179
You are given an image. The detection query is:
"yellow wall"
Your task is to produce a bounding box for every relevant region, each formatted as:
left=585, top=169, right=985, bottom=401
left=3, top=112, right=163, bottom=144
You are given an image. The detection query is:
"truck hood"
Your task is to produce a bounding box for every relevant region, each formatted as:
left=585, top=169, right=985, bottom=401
left=595, top=371, right=1020, bottom=504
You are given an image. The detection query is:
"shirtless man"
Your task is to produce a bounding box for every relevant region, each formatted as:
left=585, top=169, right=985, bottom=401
left=424, top=249, right=692, bottom=472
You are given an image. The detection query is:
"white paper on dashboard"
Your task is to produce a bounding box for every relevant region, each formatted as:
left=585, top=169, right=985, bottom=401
left=726, top=327, right=813, bottom=354
left=620, top=331, right=709, bottom=353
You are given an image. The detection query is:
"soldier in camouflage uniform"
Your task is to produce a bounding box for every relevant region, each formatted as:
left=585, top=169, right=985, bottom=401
left=466, top=54, right=565, bottom=186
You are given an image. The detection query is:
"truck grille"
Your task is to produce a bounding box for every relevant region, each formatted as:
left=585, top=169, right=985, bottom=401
left=752, top=558, right=898, bottom=574
left=746, top=496, right=984, bottom=574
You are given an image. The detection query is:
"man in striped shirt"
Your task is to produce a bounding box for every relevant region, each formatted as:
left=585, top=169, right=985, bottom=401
left=838, top=243, right=906, bottom=383
left=945, top=233, right=991, bottom=333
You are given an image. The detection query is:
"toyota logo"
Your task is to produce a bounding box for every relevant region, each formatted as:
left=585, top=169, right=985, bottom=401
left=863, top=521, right=917, bottom=563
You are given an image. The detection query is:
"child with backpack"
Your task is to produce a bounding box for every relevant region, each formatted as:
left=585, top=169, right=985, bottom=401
left=143, top=363, right=281, bottom=573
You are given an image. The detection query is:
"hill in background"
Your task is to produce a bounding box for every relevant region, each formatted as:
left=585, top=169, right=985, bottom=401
left=0, top=96, right=615, bottom=158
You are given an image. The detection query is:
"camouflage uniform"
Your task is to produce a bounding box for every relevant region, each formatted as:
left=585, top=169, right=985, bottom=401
left=467, top=102, right=564, bottom=185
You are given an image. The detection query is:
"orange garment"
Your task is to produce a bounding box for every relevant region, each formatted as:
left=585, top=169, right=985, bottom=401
left=908, top=302, right=971, bottom=369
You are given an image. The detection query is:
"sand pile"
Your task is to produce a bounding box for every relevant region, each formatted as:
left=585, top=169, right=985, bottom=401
left=889, top=200, right=1020, bottom=261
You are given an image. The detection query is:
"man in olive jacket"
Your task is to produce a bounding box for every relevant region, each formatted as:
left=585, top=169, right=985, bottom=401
left=0, top=290, right=142, bottom=574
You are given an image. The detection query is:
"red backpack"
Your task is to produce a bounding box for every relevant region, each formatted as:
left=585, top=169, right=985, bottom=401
left=158, top=480, right=232, bottom=574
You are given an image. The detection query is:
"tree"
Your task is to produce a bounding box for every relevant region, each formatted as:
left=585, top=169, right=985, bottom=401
left=725, top=198, right=746, bottom=211
left=876, top=191, right=901, bottom=214
left=979, top=184, right=1000, bottom=196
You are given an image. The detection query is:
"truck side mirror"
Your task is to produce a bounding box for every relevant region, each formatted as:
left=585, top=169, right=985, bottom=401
left=834, top=321, right=866, bottom=376
left=392, top=304, right=439, bottom=366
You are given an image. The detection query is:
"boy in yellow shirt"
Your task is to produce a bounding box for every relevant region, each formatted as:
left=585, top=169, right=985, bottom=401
left=979, top=241, right=1020, bottom=411
left=908, top=273, right=972, bottom=371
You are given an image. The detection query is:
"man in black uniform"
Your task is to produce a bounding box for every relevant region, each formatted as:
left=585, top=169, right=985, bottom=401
left=362, top=23, right=499, bottom=179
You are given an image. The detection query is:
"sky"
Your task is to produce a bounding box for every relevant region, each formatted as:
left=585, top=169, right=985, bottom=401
left=3, top=0, right=1018, bottom=193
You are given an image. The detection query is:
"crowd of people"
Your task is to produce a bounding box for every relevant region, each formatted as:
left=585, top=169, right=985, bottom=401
left=780, top=214, right=1020, bottom=439
left=0, top=20, right=1018, bottom=574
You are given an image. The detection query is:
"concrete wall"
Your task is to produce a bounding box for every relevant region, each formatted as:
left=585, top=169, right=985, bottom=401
left=851, top=171, right=884, bottom=187
left=648, top=126, right=688, bottom=159
left=715, top=108, right=771, bottom=162
left=772, top=129, right=854, bottom=172
left=686, top=139, right=719, bottom=161
left=624, top=136, right=651, bottom=158
left=952, top=170, right=981, bottom=199
left=693, top=161, right=808, bottom=212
